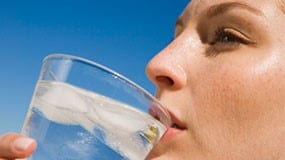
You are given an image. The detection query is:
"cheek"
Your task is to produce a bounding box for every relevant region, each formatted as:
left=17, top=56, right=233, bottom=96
left=192, top=53, right=285, bottom=130
left=186, top=52, right=285, bottom=156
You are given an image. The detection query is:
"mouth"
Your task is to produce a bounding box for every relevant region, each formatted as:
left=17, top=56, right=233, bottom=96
left=146, top=109, right=187, bottom=160
left=149, top=104, right=187, bottom=141
left=160, top=112, right=187, bottom=142
left=171, top=123, right=186, bottom=129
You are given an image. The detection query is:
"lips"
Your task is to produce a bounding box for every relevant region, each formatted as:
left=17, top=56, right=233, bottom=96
left=157, top=109, right=187, bottom=143
left=149, top=104, right=187, bottom=141
left=146, top=109, right=187, bottom=160
left=169, top=110, right=187, bottom=129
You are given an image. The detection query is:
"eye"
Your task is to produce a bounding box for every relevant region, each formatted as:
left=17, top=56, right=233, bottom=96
left=205, top=27, right=255, bottom=56
left=210, top=27, right=251, bottom=45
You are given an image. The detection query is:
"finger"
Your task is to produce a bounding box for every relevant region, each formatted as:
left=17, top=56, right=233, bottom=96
left=0, top=133, right=36, bottom=159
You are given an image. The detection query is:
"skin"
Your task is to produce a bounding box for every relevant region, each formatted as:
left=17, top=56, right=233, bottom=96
left=1, top=0, right=285, bottom=159
left=0, top=133, right=36, bottom=159
left=146, top=0, right=285, bottom=159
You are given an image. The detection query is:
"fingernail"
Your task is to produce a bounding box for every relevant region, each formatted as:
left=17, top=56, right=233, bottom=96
left=13, top=137, right=35, bottom=152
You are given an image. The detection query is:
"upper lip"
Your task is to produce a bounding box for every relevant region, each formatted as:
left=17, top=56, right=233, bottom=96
left=168, top=109, right=187, bottom=130
left=149, top=104, right=187, bottom=130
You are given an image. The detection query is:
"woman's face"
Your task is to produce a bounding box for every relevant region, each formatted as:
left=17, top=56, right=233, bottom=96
left=146, top=0, right=285, bottom=159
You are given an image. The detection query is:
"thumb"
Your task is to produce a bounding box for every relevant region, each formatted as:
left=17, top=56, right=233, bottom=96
left=0, top=133, right=36, bottom=159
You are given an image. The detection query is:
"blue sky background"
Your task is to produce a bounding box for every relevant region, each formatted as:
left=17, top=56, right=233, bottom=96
left=0, top=0, right=189, bottom=135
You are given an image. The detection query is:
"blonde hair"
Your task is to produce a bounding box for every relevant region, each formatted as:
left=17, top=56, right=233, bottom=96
left=276, top=0, right=285, bottom=13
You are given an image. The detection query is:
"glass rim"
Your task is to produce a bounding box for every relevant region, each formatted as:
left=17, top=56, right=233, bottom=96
left=43, top=53, right=171, bottom=126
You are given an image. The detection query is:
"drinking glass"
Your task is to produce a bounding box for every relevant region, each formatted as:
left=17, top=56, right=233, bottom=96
left=21, top=54, right=171, bottom=160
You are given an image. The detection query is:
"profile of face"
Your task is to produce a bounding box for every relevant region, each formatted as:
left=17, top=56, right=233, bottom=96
left=146, top=0, right=285, bottom=159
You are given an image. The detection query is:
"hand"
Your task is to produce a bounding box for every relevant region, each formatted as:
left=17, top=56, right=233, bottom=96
left=0, top=133, right=36, bottom=160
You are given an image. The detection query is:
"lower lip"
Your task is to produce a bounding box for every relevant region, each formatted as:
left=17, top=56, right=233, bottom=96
left=160, top=127, right=183, bottom=142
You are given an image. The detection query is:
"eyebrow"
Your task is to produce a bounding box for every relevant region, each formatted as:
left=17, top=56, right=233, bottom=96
left=175, top=16, right=183, bottom=28
left=206, top=2, right=264, bottom=18
left=175, top=2, right=264, bottom=30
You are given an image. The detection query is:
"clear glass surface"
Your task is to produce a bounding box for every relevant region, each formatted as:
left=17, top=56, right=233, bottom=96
left=21, top=54, right=170, bottom=160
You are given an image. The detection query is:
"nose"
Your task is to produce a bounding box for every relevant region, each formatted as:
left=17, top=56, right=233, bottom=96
left=146, top=40, right=187, bottom=91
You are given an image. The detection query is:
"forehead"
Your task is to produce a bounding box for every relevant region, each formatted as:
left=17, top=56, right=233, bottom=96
left=183, top=0, right=277, bottom=18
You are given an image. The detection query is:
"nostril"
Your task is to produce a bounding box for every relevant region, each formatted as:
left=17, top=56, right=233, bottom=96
left=156, top=76, right=174, bottom=87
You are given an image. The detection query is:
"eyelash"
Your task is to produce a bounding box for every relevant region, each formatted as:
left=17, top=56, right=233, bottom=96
left=204, top=27, right=253, bottom=56
left=211, top=27, right=250, bottom=45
